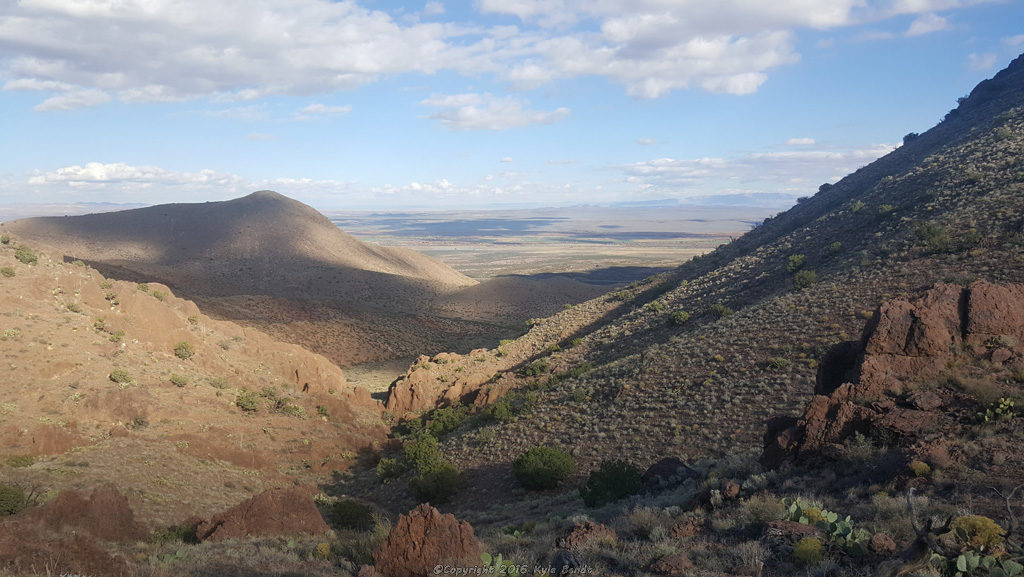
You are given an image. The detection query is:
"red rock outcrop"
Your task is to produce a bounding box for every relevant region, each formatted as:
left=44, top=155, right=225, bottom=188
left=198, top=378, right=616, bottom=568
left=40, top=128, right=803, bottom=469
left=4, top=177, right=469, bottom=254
left=557, top=521, right=617, bottom=550
left=373, top=504, right=479, bottom=577
left=763, top=281, right=1024, bottom=467
left=196, top=486, right=329, bottom=542
left=34, top=484, right=149, bottom=542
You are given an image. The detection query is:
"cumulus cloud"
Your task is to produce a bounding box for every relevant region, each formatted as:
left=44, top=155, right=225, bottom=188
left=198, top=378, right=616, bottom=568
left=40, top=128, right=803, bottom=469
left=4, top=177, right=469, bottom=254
left=422, top=93, right=570, bottom=130
left=0, top=0, right=998, bottom=110
left=786, top=137, right=816, bottom=145
left=293, top=103, right=353, bottom=121
left=968, top=52, right=998, bottom=71
left=905, top=13, right=949, bottom=36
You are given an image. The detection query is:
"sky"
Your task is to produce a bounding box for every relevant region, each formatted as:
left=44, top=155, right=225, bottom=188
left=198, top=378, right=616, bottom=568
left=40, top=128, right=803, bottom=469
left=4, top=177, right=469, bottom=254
left=0, top=1, right=1022, bottom=211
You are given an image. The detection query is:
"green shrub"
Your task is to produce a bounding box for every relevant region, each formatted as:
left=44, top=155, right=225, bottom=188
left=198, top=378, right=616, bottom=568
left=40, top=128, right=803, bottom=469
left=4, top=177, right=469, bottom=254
left=152, top=290, right=167, bottom=301
left=375, top=457, right=406, bottom=482
left=669, top=310, right=690, bottom=325
left=787, top=254, right=806, bottom=272
left=317, top=405, right=330, bottom=417
left=0, top=234, right=9, bottom=245
left=173, top=341, right=194, bottom=360
left=793, top=537, right=823, bottom=565
left=404, top=434, right=444, bottom=473
left=14, top=247, right=37, bottom=265
left=710, top=304, right=733, bottom=317
left=169, top=374, right=188, bottom=387
left=280, top=404, right=306, bottom=418
left=908, top=460, right=931, bottom=477
left=793, top=269, right=817, bottom=290
left=579, top=459, right=642, bottom=507
left=828, top=241, right=843, bottom=253
left=137, top=283, right=149, bottom=292
left=0, top=267, right=13, bottom=278
left=333, top=499, right=375, bottom=531
left=5, top=455, right=33, bottom=468
left=409, top=462, right=461, bottom=503
left=851, top=200, right=865, bottom=213
left=915, top=222, right=954, bottom=254
left=766, top=357, right=792, bottom=370
left=235, top=390, right=259, bottom=412
left=645, top=301, right=664, bottom=313
left=208, top=377, right=229, bottom=389
left=0, top=484, right=27, bottom=516
left=519, top=358, right=550, bottom=377
left=952, top=515, right=1005, bottom=551
left=513, top=446, right=575, bottom=490
left=570, top=337, right=584, bottom=347
left=426, top=404, right=468, bottom=438
left=65, top=302, right=83, bottom=314
left=150, top=523, right=199, bottom=545
left=877, top=204, right=896, bottom=215
left=109, top=369, right=133, bottom=384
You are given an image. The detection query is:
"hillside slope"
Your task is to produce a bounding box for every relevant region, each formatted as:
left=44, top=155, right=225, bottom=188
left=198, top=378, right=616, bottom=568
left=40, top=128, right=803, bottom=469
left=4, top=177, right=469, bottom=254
left=0, top=237, right=385, bottom=526
left=361, top=53, right=1024, bottom=515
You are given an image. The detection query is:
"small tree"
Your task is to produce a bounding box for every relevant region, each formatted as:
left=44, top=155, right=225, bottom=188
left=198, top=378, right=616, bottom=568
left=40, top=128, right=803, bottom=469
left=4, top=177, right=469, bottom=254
left=513, top=446, right=575, bottom=490
left=580, top=459, right=642, bottom=507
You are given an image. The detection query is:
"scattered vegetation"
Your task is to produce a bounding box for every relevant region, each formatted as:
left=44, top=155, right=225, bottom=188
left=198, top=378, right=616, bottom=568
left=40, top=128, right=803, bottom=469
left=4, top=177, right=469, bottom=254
left=512, top=446, right=575, bottom=490
left=170, top=374, right=188, bottom=387
left=14, top=246, right=37, bottom=265
left=235, top=390, right=259, bottom=412
left=5, top=455, right=33, bottom=468
left=0, top=267, right=13, bottom=277
left=173, top=341, right=195, bottom=360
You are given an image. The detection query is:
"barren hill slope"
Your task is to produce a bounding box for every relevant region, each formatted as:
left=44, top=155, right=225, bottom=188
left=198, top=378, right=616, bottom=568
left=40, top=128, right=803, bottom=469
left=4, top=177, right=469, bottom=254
left=2, top=190, right=474, bottom=304
left=358, top=53, right=1024, bottom=515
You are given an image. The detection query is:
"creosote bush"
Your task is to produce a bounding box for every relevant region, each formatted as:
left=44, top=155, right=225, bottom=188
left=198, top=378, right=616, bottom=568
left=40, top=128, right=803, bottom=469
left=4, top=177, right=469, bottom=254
left=513, top=446, right=575, bottom=490
left=173, top=341, right=194, bottom=360
left=580, top=459, right=642, bottom=507
left=333, top=498, right=375, bottom=531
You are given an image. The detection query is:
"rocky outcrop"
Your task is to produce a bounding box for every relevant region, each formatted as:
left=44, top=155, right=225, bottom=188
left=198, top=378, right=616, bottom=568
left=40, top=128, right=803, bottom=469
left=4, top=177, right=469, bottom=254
left=763, top=281, right=1024, bottom=467
left=196, top=486, right=329, bottom=542
left=34, top=484, right=149, bottom=542
left=557, top=521, right=617, bottom=551
left=641, top=457, right=700, bottom=493
left=373, top=504, right=479, bottom=577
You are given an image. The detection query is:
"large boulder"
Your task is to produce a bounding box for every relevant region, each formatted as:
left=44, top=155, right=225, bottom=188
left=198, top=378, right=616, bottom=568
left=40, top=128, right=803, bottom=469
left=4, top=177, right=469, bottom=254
left=762, top=281, right=1024, bottom=467
left=196, top=486, right=329, bottom=542
left=373, top=504, right=479, bottom=577
left=34, top=484, right=149, bottom=543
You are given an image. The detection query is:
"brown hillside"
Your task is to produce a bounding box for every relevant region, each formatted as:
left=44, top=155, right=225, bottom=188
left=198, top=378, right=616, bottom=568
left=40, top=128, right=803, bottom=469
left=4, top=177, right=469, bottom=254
left=0, top=238, right=385, bottom=526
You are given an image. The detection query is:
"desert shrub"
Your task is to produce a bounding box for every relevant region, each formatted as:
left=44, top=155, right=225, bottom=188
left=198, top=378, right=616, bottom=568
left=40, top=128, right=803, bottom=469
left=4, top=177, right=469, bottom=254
left=579, top=459, right=642, bottom=507
left=0, top=267, right=13, bottom=278
left=173, top=341, right=194, bottom=360
left=409, top=462, right=461, bottom=503
left=519, top=358, right=550, bottom=377
left=280, top=404, right=306, bottom=418
left=742, top=494, right=787, bottom=526
left=851, top=200, right=865, bottom=213
left=65, top=302, right=82, bottom=314
left=235, top=390, right=259, bottom=412
left=877, top=204, right=896, bottom=215
left=486, top=391, right=536, bottom=422
left=208, top=377, right=229, bottom=389
left=710, top=304, right=733, bottom=317
left=376, top=457, right=406, bottom=482
left=0, top=484, right=27, bottom=516
left=152, top=290, right=167, bottom=301
left=952, top=515, right=1005, bottom=551
left=908, top=460, right=931, bottom=477
left=978, top=397, right=1016, bottom=423
left=793, top=269, right=817, bottom=290
left=317, top=405, right=330, bottom=417
left=793, top=537, right=823, bottom=565
left=646, top=301, right=665, bottom=313
left=828, top=241, right=843, bottom=253
left=14, top=247, right=37, bottom=265
left=151, top=523, right=199, bottom=544
left=334, top=498, right=375, bottom=531
left=513, top=446, right=575, bottom=490
left=137, top=283, right=149, bottom=292
left=109, top=369, right=133, bottom=383
left=0, top=234, right=9, bottom=244
left=404, top=433, right=445, bottom=473
left=787, top=254, right=806, bottom=272
left=915, top=222, right=954, bottom=254
left=187, top=315, right=199, bottom=325
left=670, top=310, right=690, bottom=325
left=426, top=404, right=469, bottom=438
left=766, top=357, right=792, bottom=370
left=570, top=337, right=584, bottom=347
left=169, top=374, right=188, bottom=387
left=5, top=455, right=33, bottom=468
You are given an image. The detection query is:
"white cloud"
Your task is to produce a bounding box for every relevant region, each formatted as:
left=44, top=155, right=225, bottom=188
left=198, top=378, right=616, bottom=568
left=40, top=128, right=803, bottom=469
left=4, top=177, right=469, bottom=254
left=968, top=52, right=998, bottom=71
left=422, top=93, right=570, bottom=130
left=0, top=0, right=999, bottom=110
left=905, top=13, right=949, bottom=36
left=293, top=103, right=352, bottom=121
left=636, top=138, right=658, bottom=146
left=206, top=105, right=269, bottom=122
left=621, top=142, right=897, bottom=197
left=786, top=137, right=816, bottom=145
left=245, top=133, right=276, bottom=141
left=34, top=88, right=111, bottom=111
left=1005, top=35, right=1024, bottom=47
left=500, top=157, right=514, bottom=162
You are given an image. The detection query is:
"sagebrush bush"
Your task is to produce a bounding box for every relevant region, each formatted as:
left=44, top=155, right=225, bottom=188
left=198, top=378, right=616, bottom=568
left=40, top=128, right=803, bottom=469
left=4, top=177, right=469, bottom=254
left=710, top=304, right=733, bottom=317
left=235, top=390, right=259, bottom=412
left=0, top=267, right=13, bottom=278
left=669, top=310, right=690, bottom=325
left=513, top=446, right=575, bottom=490
left=580, top=459, right=642, bottom=507
left=170, top=374, right=188, bottom=387
left=109, top=369, right=133, bottom=383
left=333, top=498, right=374, bottom=531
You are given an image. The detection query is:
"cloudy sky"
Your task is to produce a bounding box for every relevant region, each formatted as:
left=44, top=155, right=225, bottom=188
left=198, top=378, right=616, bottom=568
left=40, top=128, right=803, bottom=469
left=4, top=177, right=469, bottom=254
left=1, top=0, right=1022, bottom=210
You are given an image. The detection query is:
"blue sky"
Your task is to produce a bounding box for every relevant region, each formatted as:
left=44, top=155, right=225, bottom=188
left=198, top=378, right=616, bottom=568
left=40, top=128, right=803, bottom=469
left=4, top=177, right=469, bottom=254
left=0, top=0, right=1022, bottom=210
